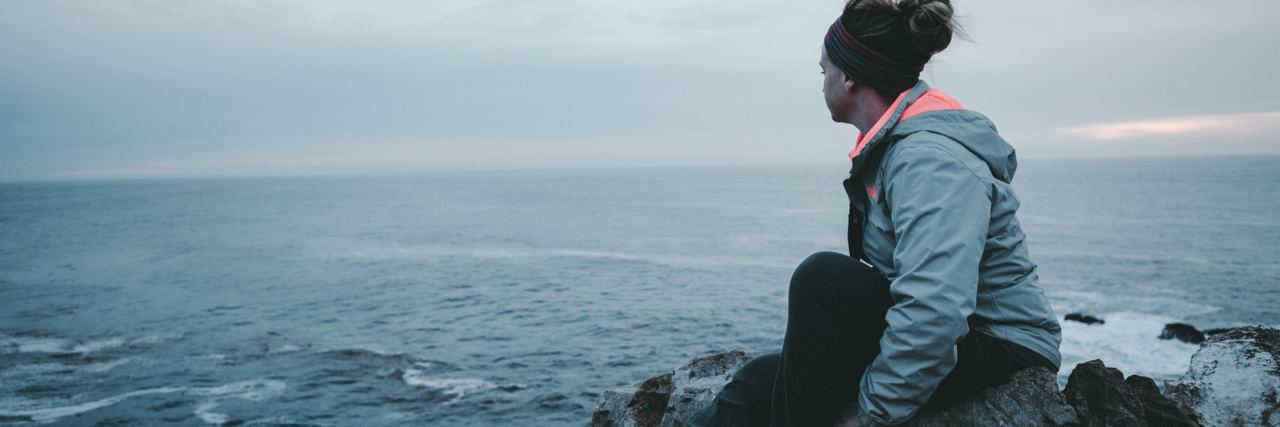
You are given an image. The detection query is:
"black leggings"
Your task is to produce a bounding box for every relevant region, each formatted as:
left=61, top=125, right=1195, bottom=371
left=692, top=252, right=1054, bottom=427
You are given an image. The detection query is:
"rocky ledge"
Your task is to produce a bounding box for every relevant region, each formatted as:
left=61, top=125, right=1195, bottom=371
left=592, top=326, right=1280, bottom=426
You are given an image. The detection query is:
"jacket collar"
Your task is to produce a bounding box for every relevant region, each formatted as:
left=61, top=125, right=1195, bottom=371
left=847, top=79, right=932, bottom=177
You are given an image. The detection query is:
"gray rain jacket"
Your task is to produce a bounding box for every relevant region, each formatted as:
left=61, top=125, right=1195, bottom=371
left=844, top=81, right=1062, bottom=426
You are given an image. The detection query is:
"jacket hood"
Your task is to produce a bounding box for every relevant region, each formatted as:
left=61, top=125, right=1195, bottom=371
left=893, top=108, right=1019, bottom=183
left=850, top=80, right=1019, bottom=183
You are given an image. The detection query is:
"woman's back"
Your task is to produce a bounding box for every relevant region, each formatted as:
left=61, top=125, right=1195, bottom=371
left=856, top=84, right=1062, bottom=368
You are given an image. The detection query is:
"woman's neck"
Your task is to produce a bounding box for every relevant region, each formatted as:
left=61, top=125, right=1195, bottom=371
left=851, top=91, right=893, bottom=134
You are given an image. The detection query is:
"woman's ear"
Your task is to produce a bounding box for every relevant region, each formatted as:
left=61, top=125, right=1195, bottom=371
left=843, top=77, right=856, bottom=93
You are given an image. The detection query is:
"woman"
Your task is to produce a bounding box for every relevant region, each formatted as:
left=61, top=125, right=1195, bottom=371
left=692, top=1, right=1062, bottom=426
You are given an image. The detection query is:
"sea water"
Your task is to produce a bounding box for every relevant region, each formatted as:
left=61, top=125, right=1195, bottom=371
left=1, top=156, right=1277, bottom=425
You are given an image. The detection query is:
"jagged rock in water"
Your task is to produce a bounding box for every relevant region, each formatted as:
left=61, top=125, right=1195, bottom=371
left=1065, top=313, right=1106, bottom=325
left=1160, top=323, right=1206, bottom=345
left=592, top=350, right=753, bottom=427
left=1125, top=375, right=1200, bottom=427
left=1166, top=326, right=1280, bottom=426
left=1201, top=327, right=1232, bottom=337
left=903, top=367, right=1079, bottom=426
left=1063, top=359, right=1147, bottom=426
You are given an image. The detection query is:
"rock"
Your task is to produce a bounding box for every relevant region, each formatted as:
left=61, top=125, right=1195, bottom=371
left=664, top=350, right=756, bottom=424
left=1202, top=327, right=1232, bottom=337
left=592, top=350, right=752, bottom=427
left=1125, top=375, right=1200, bottom=426
left=595, top=327, right=1280, bottom=427
left=1063, top=359, right=1146, bottom=426
left=593, top=373, right=674, bottom=427
left=1165, top=326, right=1280, bottom=426
left=1160, top=323, right=1206, bottom=345
left=1066, top=313, right=1105, bottom=325
left=904, top=367, right=1079, bottom=426
left=632, top=373, right=674, bottom=426
left=593, top=351, right=1077, bottom=426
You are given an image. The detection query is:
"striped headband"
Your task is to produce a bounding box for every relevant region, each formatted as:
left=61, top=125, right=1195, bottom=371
left=824, top=16, right=925, bottom=93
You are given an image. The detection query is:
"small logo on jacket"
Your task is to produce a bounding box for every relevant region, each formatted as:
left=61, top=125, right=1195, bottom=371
left=866, top=184, right=878, bottom=199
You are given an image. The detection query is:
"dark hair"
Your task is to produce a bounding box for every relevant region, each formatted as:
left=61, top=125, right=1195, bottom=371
left=839, top=0, right=964, bottom=99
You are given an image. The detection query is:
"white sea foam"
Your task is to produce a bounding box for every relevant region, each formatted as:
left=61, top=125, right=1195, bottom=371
left=1057, top=311, right=1201, bottom=382
left=351, top=242, right=663, bottom=265
left=0, top=379, right=286, bottom=424
left=194, top=401, right=229, bottom=425
left=266, top=343, right=304, bottom=355
left=82, top=358, right=134, bottom=373
left=1, top=336, right=72, bottom=354
left=70, top=338, right=127, bottom=353
left=0, top=333, right=180, bottom=355
left=204, top=379, right=287, bottom=400
left=1048, top=289, right=1222, bottom=320
left=401, top=369, right=498, bottom=403
left=129, top=333, right=183, bottom=346
left=0, top=386, right=185, bottom=423
left=326, top=239, right=798, bottom=271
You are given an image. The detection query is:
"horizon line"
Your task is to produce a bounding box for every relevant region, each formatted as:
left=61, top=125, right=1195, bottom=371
left=2, top=152, right=1278, bottom=185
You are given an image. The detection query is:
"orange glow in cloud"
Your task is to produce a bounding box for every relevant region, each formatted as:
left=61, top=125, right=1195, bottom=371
left=1060, top=111, right=1280, bottom=141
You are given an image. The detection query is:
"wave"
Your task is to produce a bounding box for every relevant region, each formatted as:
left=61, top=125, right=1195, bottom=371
left=338, top=242, right=670, bottom=265
left=0, top=386, right=184, bottom=423
left=317, top=347, right=425, bottom=368
left=319, top=239, right=802, bottom=271
left=0, top=335, right=123, bottom=355
left=401, top=368, right=515, bottom=404
left=1057, top=311, right=1201, bottom=383
left=0, top=379, right=285, bottom=424
left=81, top=357, right=133, bottom=373
left=0, top=332, right=181, bottom=355
left=2, top=358, right=135, bottom=381
left=1047, top=289, right=1222, bottom=319
left=193, top=401, right=229, bottom=425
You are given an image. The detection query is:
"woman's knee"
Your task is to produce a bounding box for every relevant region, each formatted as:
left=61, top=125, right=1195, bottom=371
left=789, top=251, right=853, bottom=300
left=789, top=251, right=886, bottom=306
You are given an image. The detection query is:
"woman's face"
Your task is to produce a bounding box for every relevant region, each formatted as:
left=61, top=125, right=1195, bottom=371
left=820, top=49, right=853, bottom=123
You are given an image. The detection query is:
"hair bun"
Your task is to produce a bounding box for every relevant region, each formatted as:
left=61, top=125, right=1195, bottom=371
left=899, top=0, right=955, bottom=54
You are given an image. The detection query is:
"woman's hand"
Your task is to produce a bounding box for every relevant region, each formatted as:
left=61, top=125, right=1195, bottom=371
left=834, top=415, right=863, bottom=427
left=834, top=403, right=864, bottom=427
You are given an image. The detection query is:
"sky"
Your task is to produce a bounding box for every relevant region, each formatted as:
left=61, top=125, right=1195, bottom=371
left=2, top=0, right=1279, bottom=181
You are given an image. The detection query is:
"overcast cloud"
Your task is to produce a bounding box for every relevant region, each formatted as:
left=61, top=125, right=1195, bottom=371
left=2, top=0, right=1278, bottom=180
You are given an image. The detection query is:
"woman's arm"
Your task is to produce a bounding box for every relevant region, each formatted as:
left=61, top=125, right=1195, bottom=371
left=856, top=144, right=991, bottom=427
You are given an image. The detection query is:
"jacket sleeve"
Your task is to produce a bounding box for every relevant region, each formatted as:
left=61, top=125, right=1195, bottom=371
left=856, top=145, right=991, bottom=426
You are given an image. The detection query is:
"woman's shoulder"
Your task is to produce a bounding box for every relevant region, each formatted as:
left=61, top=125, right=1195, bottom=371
left=879, top=131, right=993, bottom=184
left=884, top=108, right=1020, bottom=184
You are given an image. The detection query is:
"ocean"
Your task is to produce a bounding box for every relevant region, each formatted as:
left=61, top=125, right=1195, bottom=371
left=1, top=155, right=1278, bottom=425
